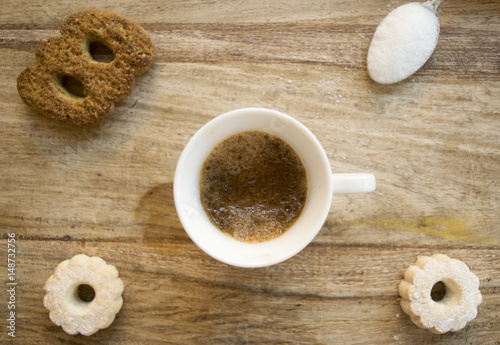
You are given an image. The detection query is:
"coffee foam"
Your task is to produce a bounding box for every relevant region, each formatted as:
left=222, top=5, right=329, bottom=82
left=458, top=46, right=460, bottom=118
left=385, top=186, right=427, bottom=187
left=200, top=131, right=307, bottom=243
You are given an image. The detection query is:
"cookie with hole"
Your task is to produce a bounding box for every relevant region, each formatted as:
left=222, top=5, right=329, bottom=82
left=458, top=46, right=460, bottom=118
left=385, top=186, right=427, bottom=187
left=43, top=254, right=124, bottom=336
left=17, top=10, right=155, bottom=127
left=399, top=254, right=482, bottom=334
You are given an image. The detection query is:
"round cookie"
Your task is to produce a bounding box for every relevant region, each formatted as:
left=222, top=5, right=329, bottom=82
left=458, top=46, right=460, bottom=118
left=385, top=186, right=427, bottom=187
left=43, top=254, right=124, bottom=336
left=399, top=254, right=482, bottom=334
left=17, top=10, right=155, bottom=127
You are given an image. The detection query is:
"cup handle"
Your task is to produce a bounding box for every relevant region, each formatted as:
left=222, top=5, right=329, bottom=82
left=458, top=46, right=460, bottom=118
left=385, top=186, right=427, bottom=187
left=331, top=173, right=376, bottom=194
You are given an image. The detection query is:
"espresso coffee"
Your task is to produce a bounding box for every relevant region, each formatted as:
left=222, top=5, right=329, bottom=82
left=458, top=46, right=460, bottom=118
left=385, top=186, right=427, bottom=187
left=200, top=130, right=308, bottom=243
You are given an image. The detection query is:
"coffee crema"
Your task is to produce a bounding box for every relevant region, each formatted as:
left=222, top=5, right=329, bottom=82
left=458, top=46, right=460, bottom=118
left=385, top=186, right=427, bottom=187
left=200, top=130, right=308, bottom=243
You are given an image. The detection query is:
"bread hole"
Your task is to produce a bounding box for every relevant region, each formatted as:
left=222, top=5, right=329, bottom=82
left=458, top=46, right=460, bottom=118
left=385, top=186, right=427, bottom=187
left=430, top=281, right=447, bottom=302
left=87, top=39, right=115, bottom=63
left=60, top=76, right=85, bottom=98
left=77, top=284, right=96, bottom=303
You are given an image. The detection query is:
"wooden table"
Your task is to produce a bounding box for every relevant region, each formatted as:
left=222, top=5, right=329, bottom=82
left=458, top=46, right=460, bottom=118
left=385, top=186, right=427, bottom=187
left=1, top=0, right=499, bottom=344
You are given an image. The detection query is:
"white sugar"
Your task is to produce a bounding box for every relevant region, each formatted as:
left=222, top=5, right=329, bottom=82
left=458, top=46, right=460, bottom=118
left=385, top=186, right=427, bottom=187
left=367, top=2, right=440, bottom=84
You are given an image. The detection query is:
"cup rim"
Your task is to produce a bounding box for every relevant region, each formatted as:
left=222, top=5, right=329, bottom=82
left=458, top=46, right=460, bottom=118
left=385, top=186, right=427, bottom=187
left=173, top=108, right=333, bottom=267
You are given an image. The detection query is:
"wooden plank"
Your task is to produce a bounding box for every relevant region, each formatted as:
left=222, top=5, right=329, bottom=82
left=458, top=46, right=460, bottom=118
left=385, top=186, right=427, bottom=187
left=1, top=0, right=499, bottom=343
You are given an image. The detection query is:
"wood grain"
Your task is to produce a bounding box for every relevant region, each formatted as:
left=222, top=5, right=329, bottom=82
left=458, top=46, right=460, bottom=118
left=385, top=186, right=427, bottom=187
left=1, top=0, right=499, bottom=344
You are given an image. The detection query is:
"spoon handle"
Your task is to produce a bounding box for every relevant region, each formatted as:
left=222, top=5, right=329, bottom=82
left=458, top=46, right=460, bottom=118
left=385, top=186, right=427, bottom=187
left=422, top=0, right=444, bottom=13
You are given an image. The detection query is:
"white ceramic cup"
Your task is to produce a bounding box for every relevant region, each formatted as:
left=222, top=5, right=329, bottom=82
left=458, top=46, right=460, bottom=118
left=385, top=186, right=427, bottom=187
left=174, top=108, right=375, bottom=268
